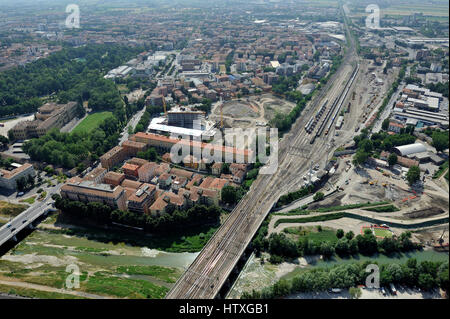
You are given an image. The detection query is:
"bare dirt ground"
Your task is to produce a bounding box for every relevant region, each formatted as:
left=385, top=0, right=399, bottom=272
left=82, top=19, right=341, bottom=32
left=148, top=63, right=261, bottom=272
left=210, top=93, right=295, bottom=128
left=404, top=207, right=445, bottom=219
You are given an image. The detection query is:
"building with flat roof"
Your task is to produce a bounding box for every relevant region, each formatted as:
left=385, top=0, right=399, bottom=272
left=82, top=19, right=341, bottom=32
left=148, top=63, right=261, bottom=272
left=131, top=132, right=253, bottom=163
left=60, top=179, right=127, bottom=211
left=167, top=106, right=205, bottom=129
left=100, top=146, right=127, bottom=170
left=148, top=117, right=217, bottom=140
left=0, top=163, right=36, bottom=190
left=127, top=183, right=156, bottom=214
left=83, top=167, right=107, bottom=184
left=122, top=140, right=148, bottom=157
left=104, top=171, right=125, bottom=186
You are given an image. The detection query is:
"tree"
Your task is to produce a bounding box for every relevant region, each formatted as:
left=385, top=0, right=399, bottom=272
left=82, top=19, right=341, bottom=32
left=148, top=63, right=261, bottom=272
left=16, top=176, right=27, bottom=191
left=221, top=185, right=238, bottom=205
left=418, top=273, right=435, bottom=290
left=345, top=231, right=355, bottom=240
left=432, top=131, right=449, bottom=153
left=349, top=238, right=359, bottom=255
left=359, top=139, right=373, bottom=153
left=352, top=150, right=369, bottom=166
left=336, top=229, right=345, bottom=239
left=356, top=232, right=378, bottom=255
left=406, top=166, right=421, bottom=186
left=385, top=263, right=404, bottom=283
left=272, top=279, right=291, bottom=298
left=438, top=263, right=449, bottom=292
left=268, top=233, right=298, bottom=259
left=27, top=174, right=35, bottom=188
left=313, top=192, right=324, bottom=202
left=388, top=153, right=398, bottom=166
left=349, top=287, right=362, bottom=299
left=0, top=135, right=8, bottom=148
left=335, top=238, right=350, bottom=256
left=320, top=242, right=335, bottom=259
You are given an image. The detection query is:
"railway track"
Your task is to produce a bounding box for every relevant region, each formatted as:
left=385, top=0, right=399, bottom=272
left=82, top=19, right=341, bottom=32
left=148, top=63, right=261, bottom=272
left=166, top=9, right=360, bottom=298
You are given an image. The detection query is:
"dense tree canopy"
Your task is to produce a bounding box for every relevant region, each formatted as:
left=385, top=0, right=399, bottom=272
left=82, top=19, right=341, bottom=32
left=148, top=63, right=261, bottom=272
left=23, top=117, right=121, bottom=168
left=432, top=131, right=449, bottom=153
left=406, top=166, right=421, bottom=186
left=0, top=44, right=142, bottom=117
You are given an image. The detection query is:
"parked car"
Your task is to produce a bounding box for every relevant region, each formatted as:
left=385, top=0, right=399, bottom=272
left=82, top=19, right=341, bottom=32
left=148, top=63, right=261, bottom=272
left=17, top=192, right=24, bottom=197
left=329, top=288, right=342, bottom=293
left=381, top=287, right=387, bottom=296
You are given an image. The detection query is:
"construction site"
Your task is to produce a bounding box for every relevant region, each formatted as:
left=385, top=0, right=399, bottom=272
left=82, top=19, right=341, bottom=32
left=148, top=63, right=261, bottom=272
left=209, top=94, right=296, bottom=129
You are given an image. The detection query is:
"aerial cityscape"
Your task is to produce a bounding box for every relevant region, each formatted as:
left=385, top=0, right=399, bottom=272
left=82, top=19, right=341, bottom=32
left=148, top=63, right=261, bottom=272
left=0, top=0, right=448, bottom=304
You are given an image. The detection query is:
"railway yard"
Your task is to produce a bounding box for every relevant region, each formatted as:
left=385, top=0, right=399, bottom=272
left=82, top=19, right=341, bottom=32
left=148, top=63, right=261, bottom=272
left=167, top=21, right=448, bottom=299
left=166, top=24, right=376, bottom=298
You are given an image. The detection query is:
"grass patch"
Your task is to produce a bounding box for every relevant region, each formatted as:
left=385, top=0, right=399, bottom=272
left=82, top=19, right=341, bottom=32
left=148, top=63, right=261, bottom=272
left=83, top=272, right=168, bottom=299
left=72, top=111, right=113, bottom=134
left=0, top=201, right=28, bottom=217
left=274, top=212, right=346, bottom=228
left=433, top=161, right=448, bottom=179
left=274, top=209, right=310, bottom=216
left=311, top=201, right=390, bottom=213
left=19, top=196, right=36, bottom=205
left=0, top=284, right=84, bottom=299
left=373, top=228, right=393, bottom=238
left=276, top=201, right=391, bottom=216
left=283, top=226, right=338, bottom=244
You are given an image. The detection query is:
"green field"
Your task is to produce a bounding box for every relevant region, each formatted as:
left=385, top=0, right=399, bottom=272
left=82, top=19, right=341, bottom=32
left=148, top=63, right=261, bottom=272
left=373, top=228, right=393, bottom=238
left=283, top=226, right=338, bottom=244
left=72, top=112, right=113, bottom=134
left=19, top=196, right=36, bottom=205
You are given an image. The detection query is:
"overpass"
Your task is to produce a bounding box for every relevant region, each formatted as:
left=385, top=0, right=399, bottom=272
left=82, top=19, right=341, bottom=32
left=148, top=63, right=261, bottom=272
left=0, top=199, right=57, bottom=250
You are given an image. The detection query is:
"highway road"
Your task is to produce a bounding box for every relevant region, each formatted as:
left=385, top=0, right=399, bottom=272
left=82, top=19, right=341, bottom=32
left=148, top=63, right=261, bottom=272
left=166, top=5, right=361, bottom=299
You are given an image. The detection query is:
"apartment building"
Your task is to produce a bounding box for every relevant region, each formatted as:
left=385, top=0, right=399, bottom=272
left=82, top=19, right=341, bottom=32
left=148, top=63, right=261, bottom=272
left=60, top=178, right=127, bottom=211
left=122, top=140, right=148, bottom=157
left=0, top=163, right=36, bottom=190
left=127, top=183, right=156, bottom=214
left=83, top=167, right=107, bottom=184
left=100, top=146, right=127, bottom=170
left=131, top=132, right=252, bottom=163
left=104, top=171, right=125, bottom=186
